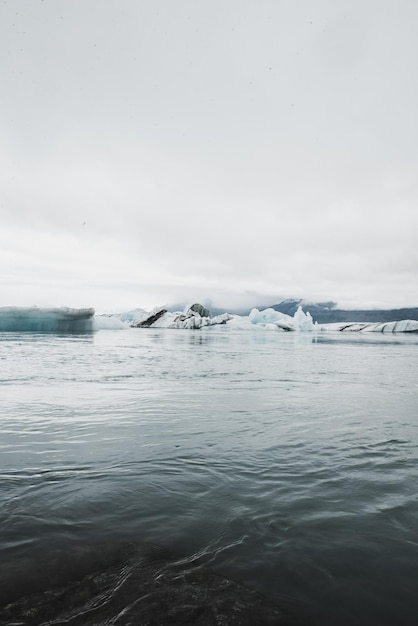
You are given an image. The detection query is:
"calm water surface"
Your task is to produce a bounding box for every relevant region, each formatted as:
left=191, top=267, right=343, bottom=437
left=1, top=328, right=418, bottom=624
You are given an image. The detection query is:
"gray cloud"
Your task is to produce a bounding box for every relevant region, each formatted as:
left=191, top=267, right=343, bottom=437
left=1, top=0, right=418, bottom=312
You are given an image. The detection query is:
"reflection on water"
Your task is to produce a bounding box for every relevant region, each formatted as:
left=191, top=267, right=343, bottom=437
left=1, top=329, right=418, bottom=625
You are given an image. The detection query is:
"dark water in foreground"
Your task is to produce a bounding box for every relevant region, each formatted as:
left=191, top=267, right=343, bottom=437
left=1, top=328, right=418, bottom=625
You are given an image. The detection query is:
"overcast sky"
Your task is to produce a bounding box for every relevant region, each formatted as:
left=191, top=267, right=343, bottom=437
left=1, top=0, right=418, bottom=313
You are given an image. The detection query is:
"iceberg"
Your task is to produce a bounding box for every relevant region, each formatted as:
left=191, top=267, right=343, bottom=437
left=93, top=315, right=128, bottom=330
left=0, top=307, right=95, bottom=332
left=118, top=308, right=148, bottom=324
left=130, top=304, right=233, bottom=330
left=128, top=304, right=315, bottom=331
left=247, top=306, right=315, bottom=331
left=318, top=320, right=418, bottom=333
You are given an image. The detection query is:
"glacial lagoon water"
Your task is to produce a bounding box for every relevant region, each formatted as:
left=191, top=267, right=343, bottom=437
left=1, top=328, right=418, bottom=624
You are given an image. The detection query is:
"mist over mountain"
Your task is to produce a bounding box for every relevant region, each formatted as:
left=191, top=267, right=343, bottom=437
left=164, top=303, right=250, bottom=316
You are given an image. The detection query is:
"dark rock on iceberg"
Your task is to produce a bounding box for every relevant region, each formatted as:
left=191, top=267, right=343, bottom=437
left=186, top=303, right=211, bottom=318
left=134, top=308, right=168, bottom=327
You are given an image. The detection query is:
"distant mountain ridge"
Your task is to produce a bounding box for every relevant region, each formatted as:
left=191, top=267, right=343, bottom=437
left=266, top=299, right=418, bottom=324
left=165, top=299, right=418, bottom=323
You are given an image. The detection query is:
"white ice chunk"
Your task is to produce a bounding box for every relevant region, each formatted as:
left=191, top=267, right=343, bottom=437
left=293, top=306, right=315, bottom=331
left=148, top=311, right=179, bottom=328
left=119, top=308, right=148, bottom=324
left=224, top=315, right=255, bottom=330
left=93, top=315, right=129, bottom=330
left=245, top=306, right=315, bottom=331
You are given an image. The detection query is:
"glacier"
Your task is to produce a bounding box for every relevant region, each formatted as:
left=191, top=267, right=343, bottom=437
left=0, top=307, right=95, bottom=332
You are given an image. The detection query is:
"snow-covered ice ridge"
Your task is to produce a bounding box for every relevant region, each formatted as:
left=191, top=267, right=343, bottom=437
left=95, top=303, right=418, bottom=333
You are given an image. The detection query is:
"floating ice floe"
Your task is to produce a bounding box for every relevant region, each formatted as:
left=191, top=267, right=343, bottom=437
left=318, top=320, right=418, bottom=333
left=93, top=314, right=128, bottom=330
left=0, top=307, right=95, bottom=332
